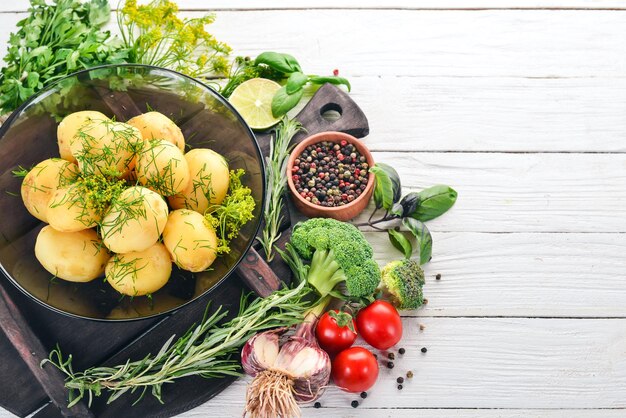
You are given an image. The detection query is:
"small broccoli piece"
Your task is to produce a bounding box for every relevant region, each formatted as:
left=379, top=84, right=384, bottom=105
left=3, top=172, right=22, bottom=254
left=290, top=218, right=380, bottom=298
left=380, top=259, right=425, bottom=310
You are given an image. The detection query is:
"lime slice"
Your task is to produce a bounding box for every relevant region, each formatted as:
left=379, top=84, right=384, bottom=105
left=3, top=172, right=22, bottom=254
left=228, top=78, right=281, bottom=130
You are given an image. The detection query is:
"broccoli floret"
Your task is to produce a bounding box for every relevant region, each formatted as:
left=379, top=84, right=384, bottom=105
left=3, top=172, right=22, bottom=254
left=290, top=218, right=380, bottom=298
left=380, top=259, right=425, bottom=310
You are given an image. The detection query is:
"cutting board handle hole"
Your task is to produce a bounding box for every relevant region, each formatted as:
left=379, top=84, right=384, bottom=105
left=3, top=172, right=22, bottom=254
left=320, top=103, right=342, bottom=122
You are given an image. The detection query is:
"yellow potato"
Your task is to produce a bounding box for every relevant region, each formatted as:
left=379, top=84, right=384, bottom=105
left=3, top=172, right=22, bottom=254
left=136, top=139, right=190, bottom=196
left=100, top=186, right=168, bottom=253
left=57, top=111, right=109, bottom=163
left=163, top=209, right=218, bottom=272
left=127, top=112, right=185, bottom=152
left=47, top=183, right=100, bottom=232
left=105, top=243, right=172, bottom=296
left=20, top=158, right=79, bottom=223
left=70, top=120, right=143, bottom=178
left=35, top=226, right=110, bottom=282
left=168, top=149, right=229, bottom=213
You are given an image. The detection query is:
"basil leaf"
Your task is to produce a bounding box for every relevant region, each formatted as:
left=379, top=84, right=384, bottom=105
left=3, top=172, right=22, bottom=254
left=402, top=218, right=432, bottom=265
left=391, top=202, right=404, bottom=217
left=399, top=192, right=420, bottom=217
left=286, top=72, right=308, bottom=94
left=388, top=229, right=413, bottom=259
left=255, top=51, right=302, bottom=74
left=271, top=86, right=304, bottom=117
left=410, top=185, right=457, bottom=222
left=308, top=75, right=351, bottom=91
left=370, top=163, right=402, bottom=210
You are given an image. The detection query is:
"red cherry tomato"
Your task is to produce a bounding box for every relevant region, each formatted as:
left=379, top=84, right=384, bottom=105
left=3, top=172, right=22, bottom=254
left=315, top=310, right=357, bottom=355
left=356, top=300, right=403, bottom=350
left=332, top=347, right=379, bottom=392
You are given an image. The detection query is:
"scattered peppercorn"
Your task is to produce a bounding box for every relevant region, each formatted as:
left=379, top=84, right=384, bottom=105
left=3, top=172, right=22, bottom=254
left=436, top=273, right=441, bottom=280
left=423, top=298, right=429, bottom=305
left=388, top=352, right=395, bottom=360
left=406, top=371, right=414, bottom=379
left=360, top=391, right=368, bottom=399
left=292, top=140, right=369, bottom=208
left=397, top=377, right=404, bottom=384
left=314, top=402, right=321, bottom=409
left=419, top=324, right=426, bottom=331
left=387, top=361, right=394, bottom=369
left=398, top=348, right=406, bottom=355
left=351, top=400, right=359, bottom=408
left=421, top=347, right=428, bottom=353
left=397, top=384, right=403, bottom=390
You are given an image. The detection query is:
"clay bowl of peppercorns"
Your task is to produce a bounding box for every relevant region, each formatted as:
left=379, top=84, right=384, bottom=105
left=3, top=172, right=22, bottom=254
left=287, top=131, right=375, bottom=221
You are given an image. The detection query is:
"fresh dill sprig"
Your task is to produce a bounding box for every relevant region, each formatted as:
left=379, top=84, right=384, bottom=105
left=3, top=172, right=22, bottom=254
left=205, top=169, right=256, bottom=254
left=257, top=117, right=303, bottom=262
left=42, top=280, right=315, bottom=407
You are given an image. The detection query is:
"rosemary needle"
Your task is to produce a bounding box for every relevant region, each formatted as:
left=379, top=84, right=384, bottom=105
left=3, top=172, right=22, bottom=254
left=42, top=280, right=315, bottom=407
left=258, top=117, right=303, bottom=262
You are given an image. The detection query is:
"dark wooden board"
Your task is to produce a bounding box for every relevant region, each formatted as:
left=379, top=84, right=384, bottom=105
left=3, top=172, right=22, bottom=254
left=0, top=83, right=369, bottom=418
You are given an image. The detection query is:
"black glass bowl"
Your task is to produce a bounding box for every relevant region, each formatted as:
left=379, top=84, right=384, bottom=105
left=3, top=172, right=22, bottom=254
left=0, top=64, right=264, bottom=321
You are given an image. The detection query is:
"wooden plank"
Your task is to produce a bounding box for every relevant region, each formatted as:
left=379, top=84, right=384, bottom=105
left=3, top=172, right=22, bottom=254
left=192, top=318, right=626, bottom=409
left=205, top=9, right=626, bottom=78
left=1, top=10, right=626, bottom=78
left=350, top=76, right=626, bottom=153
left=180, top=406, right=626, bottom=418
left=350, top=152, right=626, bottom=233
left=5, top=0, right=626, bottom=12
left=361, top=231, right=626, bottom=317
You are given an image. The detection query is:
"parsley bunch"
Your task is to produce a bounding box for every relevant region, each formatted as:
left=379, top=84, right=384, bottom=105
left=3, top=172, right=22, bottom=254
left=0, top=0, right=126, bottom=114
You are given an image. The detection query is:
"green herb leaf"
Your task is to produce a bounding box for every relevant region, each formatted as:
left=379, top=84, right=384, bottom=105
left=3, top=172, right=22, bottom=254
left=370, top=163, right=402, bottom=210
left=308, top=75, right=351, bottom=91
left=410, top=185, right=458, bottom=222
left=388, top=229, right=413, bottom=259
left=271, top=86, right=304, bottom=117
left=390, top=202, right=404, bottom=217
left=87, top=0, right=111, bottom=26
left=399, top=192, right=420, bottom=217
left=255, top=51, right=302, bottom=74
left=402, top=218, right=432, bottom=265
left=285, top=72, right=308, bottom=94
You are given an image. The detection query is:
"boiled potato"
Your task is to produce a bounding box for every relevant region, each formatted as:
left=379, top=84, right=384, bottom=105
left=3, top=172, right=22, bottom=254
left=35, top=226, right=110, bottom=282
left=20, top=158, right=79, bottom=223
left=57, top=111, right=109, bottom=163
left=47, top=183, right=100, bottom=232
left=136, top=139, right=190, bottom=196
left=163, top=209, right=218, bottom=272
left=100, top=186, right=168, bottom=253
left=105, top=243, right=172, bottom=296
left=127, top=112, right=185, bottom=152
left=70, top=119, right=143, bottom=178
left=168, top=149, right=229, bottom=213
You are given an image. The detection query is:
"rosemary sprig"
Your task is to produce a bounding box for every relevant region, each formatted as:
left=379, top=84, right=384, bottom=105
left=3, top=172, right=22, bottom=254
left=42, top=279, right=316, bottom=407
left=257, top=117, right=303, bottom=262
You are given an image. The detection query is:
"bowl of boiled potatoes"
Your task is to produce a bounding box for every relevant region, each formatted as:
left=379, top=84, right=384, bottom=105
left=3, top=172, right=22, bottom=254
left=0, top=65, right=265, bottom=320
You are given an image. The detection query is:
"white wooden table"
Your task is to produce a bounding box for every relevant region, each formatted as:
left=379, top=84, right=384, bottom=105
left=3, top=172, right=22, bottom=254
left=1, top=1, right=626, bottom=417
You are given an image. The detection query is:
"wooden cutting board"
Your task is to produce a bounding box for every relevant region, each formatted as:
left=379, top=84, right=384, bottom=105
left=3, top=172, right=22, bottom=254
left=0, top=84, right=369, bottom=418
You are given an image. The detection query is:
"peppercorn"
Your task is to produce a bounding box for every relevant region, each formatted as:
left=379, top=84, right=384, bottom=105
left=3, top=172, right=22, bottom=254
left=397, top=377, right=404, bottom=384
left=436, top=273, right=441, bottom=280
left=399, top=348, right=406, bottom=355
left=421, top=347, right=428, bottom=353
left=387, top=361, right=394, bottom=369
left=360, top=391, right=368, bottom=399
left=351, top=400, right=359, bottom=408
left=406, top=371, right=414, bottom=379
left=397, top=384, right=403, bottom=390
left=388, top=352, right=395, bottom=360
left=314, top=402, right=321, bottom=409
